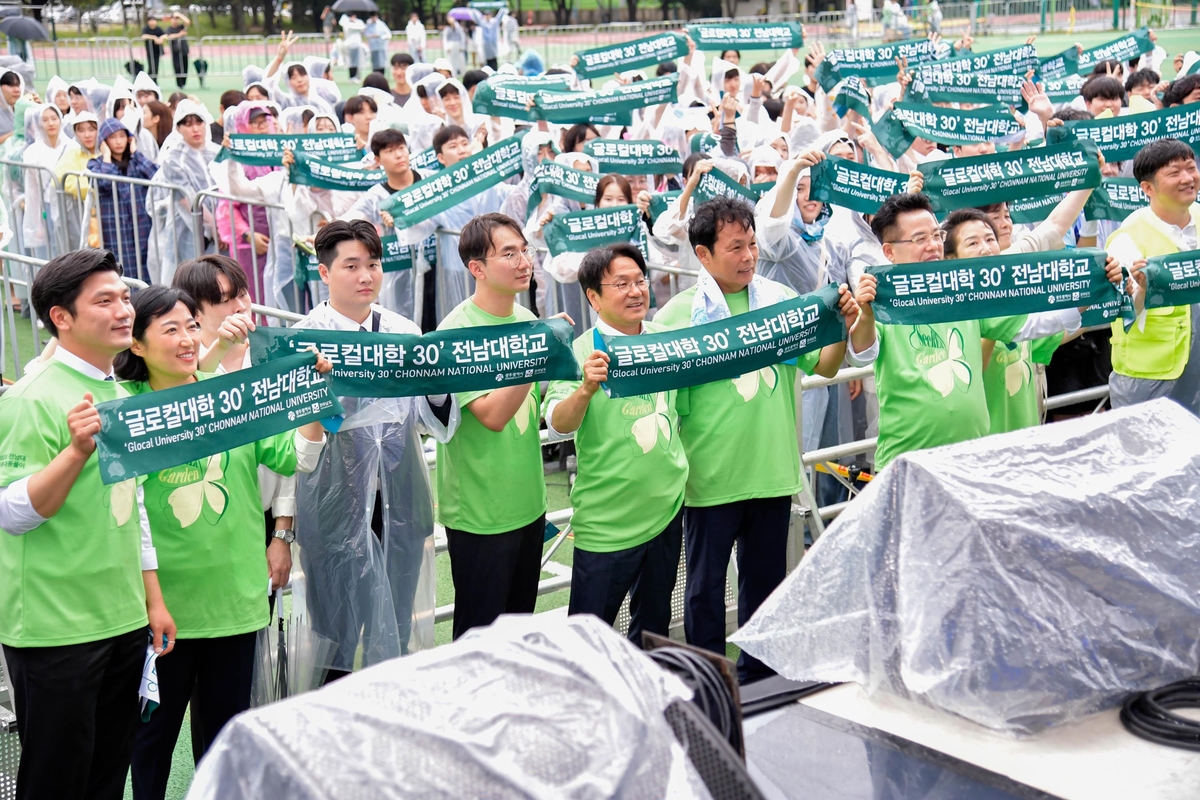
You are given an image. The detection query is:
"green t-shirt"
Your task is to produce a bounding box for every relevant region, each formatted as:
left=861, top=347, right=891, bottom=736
left=0, top=361, right=147, bottom=647
left=435, top=298, right=547, bottom=533
left=873, top=316, right=1027, bottom=469
left=654, top=285, right=821, bottom=507
left=983, top=334, right=1063, bottom=435
left=544, top=324, right=688, bottom=552
left=125, top=376, right=296, bottom=638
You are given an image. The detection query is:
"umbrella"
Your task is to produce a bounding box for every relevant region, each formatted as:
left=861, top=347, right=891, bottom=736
left=448, top=7, right=474, bottom=21
left=0, top=16, right=50, bottom=41
left=0, top=8, right=22, bottom=18
left=330, top=0, right=377, bottom=14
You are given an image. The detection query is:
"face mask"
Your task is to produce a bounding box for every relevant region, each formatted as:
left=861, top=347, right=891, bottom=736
left=793, top=202, right=831, bottom=243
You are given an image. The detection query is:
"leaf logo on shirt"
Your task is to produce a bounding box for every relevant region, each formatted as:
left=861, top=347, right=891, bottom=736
left=994, top=342, right=1033, bottom=397
left=627, top=392, right=672, bottom=455
left=729, top=366, right=779, bottom=403
left=164, top=454, right=229, bottom=529
left=911, top=325, right=971, bottom=397
left=109, top=479, right=136, bottom=528
left=511, top=390, right=538, bottom=438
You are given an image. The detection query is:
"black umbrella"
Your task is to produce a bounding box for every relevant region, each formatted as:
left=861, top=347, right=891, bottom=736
left=330, top=0, right=378, bottom=14
left=0, top=16, right=50, bottom=41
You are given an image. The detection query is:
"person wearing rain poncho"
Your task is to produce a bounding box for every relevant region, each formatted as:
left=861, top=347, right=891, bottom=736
left=54, top=111, right=102, bottom=250
left=344, top=125, right=433, bottom=325
left=89, top=116, right=159, bottom=284
left=21, top=104, right=69, bottom=259
left=436, top=78, right=486, bottom=142
left=262, top=33, right=338, bottom=117
left=500, top=130, right=557, bottom=315
left=148, top=99, right=220, bottom=286
left=44, top=75, right=70, bottom=119
left=398, top=124, right=517, bottom=325
left=112, top=284, right=331, bottom=799
left=105, top=81, right=160, bottom=171
left=0, top=68, right=24, bottom=144
left=293, top=220, right=459, bottom=682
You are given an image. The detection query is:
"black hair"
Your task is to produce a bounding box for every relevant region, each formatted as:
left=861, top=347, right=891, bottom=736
left=870, top=193, right=935, bottom=244
left=688, top=195, right=755, bottom=254
left=172, top=255, right=249, bottom=310
left=656, top=61, right=678, bottom=76
left=749, top=62, right=772, bottom=76
left=432, top=124, right=469, bottom=154
left=286, top=63, right=308, bottom=80
left=1125, top=68, right=1159, bottom=93
left=458, top=212, right=526, bottom=266
left=343, top=95, right=378, bottom=117
left=114, top=287, right=200, bottom=383
left=219, top=89, right=246, bottom=111
left=1133, top=138, right=1197, bottom=183
left=544, top=68, right=570, bottom=76
left=362, top=72, right=390, bottom=92
left=391, top=52, right=414, bottom=68
left=437, top=82, right=460, bottom=97
left=763, top=98, right=784, bottom=121
left=578, top=243, right=648, bottom=297
left=0, top=72, right=19, bottom=88
left=1163, top=74, right=1200, bottom=107
left=562, top=123, right=600, bottom=154
left=371, top=127, right=407, bottom=158
left=1053, top=108, right=1095, bottom=122
left=719, top=50, right=740, bottom=61
left=594, top=174, right=632, bottom=206
left=315, top=219, right=383, bottom=269
left=682, top=152, right=709, bottom=181
left=301, top=108, right=315, bottom=129
left=942, top=209, right=998, bottom=257
left=112, top=97, right=131, bottom=117
left=462, top=70, right=488, bottom=92
left=31, top=249, right=123, bottom=338
left=1081, top=76, right=1126, bottom=104
left=68, top=85, right=83, bottom=97
left=1089, top=59, right=1121, bottom=76
left=723, top=68, right=740, bottom=82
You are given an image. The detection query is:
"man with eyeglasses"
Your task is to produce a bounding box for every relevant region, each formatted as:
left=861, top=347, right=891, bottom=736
left=543, top=243, right=689, bottom=642
left=436, top=213, right=561, bottom=639
left=868, top=193, right=1123, bottom=469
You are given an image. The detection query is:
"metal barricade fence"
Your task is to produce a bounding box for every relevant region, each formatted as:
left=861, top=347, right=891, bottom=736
left=0, top=158, right=72, bottom=272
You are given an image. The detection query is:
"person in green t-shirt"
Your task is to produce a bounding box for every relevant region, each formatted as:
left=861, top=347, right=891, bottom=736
left=867, top=193, right=1123, bottom=469
left=0, top=249, right=175, bottom=800
left=437, top=212, right=567, bottom=641
left=544, top=243, right=689, bottom=642
left=653, top=195, right=879, bottom=684
left=111, top=285, right=330, bottom=795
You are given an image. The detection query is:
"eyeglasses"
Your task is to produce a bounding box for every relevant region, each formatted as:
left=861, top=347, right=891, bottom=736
left=485, top=248, right=534, bottom=268
left=887, top=229, right=948, bottom=247
left=600, top=278, right=649, bottom=295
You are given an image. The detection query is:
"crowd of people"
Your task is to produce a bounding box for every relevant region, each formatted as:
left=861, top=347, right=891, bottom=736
left=0, top=18, right=1199, bottom=800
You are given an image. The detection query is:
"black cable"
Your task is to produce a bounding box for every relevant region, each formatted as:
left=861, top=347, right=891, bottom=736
left=1120, top=678, right=1200, bottom=751
left=649, top=647, right=740, bottom=753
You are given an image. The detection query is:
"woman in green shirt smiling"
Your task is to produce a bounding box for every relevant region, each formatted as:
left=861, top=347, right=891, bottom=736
left=113, top=286, right=330, bottom=800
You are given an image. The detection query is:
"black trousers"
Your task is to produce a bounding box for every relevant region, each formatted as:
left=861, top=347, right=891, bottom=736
left=130, top=631, right=258, bottom=800
left=3, top=627, right=145, bottom=800
left=170, top=43, right=188, bottom=88
left=446, top=514, right=545, bottom=641
left=683, top=496, right=792, bottom=684
left=568, top=509, right=683, bottom=645
left=486, top=57, right=499, bottom=70
left=144, top=44, right=160, bottom=81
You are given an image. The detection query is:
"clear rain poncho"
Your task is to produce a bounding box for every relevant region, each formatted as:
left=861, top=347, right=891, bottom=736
left=733, top=398, right=1200, bottom=736
left=291, top=304, right=460, bottom=673
left=20, top=103, right=68, bottom=256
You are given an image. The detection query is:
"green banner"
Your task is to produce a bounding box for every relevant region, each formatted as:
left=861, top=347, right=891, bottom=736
left=913, top=42, right=1040, bottom=77
left=1143, top=249, right=1200, bottom=310
left=693, top=165, right=758, bottom=206
left=1076, top=27, right=1154, bottom=74
left=685, top=22, right=803, bottom=51
left=294, top=235, right=437, bottom=285
left=1050, top=104, right=1200, bottom=161
left=809, top=155, right=905, bottom=215
left=468, top=0, right=507, bottom=9
left=583, top=138, right=682, bottom=175
left=690, top=132, right=720, bottom=154
left=919, top=139, right=1101, bottom=213
left=526, top=161, right=600, bottom=217
left=815, top=39, right=942, bottom=92
left=249, top=320, right=580, bottom=398
left=472, top=76, right=572, bottom=121
left=595, top=284, right=845, bottom=398
left=1038, top=45, right=1081, bottom=82
left=648, top=189, right=681, bottom=222
left=289, top=153, right=384, bottom=191
left=1042, top=73, right=1085, bottom=103
left=573, top=32, right=689, bottom=79
left=1188, top=58, right=1200, bottom=76
left=543, top=205, right=643, bottom=256
left=410, top=146, right=443, bottom=174
left=867, top=248, right=1120, bottom=326
left=833, top=76, right=873, bottom=119
left=1008, top=191, right=1064, bottom=225
left=909, top=68, right=1028, bottom=109
left=381, top=135, right=523, bottom=224
left=95, top=353, right=343, bottom=484
left=532, top=75, right=678, bottom=126
left=873, top=102, right=1025, bottom=158
left=216, top=133, right=359, bottom=167
left=1083, top=177, right=1148, bottom=222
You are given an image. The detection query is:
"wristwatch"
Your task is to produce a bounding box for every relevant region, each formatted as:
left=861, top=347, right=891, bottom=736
left=272, top=528, right=296, bottom=544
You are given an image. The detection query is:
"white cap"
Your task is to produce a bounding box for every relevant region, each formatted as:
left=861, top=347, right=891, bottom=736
left=433, top=58, right=453, bottom=73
